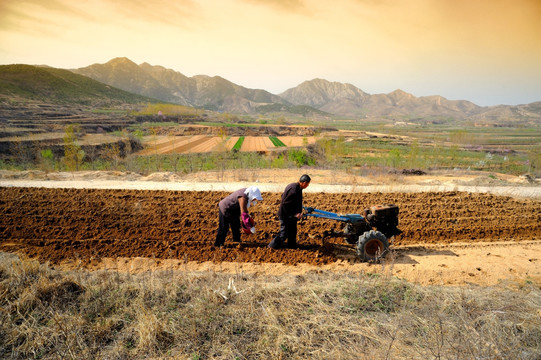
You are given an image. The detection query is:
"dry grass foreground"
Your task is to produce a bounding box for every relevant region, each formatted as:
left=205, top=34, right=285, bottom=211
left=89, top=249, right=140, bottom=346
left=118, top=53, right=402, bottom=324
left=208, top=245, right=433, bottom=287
left=1, top=252, right=540, bottom=359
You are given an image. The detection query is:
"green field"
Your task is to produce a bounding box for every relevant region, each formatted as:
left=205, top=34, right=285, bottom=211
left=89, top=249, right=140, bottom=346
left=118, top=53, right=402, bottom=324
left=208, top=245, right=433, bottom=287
left=232, top=136, right=245, bottom=151
left=268, top=136, right=286, bottom=147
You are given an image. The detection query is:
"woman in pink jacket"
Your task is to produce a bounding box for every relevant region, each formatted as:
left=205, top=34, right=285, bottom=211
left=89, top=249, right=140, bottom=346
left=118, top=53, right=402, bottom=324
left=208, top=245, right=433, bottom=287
left=214, top=186, right=263, bottom=247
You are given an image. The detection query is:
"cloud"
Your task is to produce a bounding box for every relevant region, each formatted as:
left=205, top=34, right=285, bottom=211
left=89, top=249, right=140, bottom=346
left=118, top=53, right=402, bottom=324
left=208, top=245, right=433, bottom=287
left=107, top=0, right=198, bottom=27
left=0, top=2, right=93, bottom=40
left=241, top=0, right=306, bottom=12
left=0, top=0, right=200, bottom=34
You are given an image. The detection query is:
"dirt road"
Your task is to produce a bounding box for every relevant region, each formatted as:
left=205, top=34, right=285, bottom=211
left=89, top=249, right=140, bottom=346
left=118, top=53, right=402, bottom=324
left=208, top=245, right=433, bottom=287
left=1, top=173, right=540, bottom=286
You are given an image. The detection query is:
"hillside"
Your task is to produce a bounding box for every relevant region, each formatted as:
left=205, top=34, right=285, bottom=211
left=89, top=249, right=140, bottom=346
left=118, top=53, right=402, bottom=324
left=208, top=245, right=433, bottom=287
left=0, top=64, right=157, bottom=106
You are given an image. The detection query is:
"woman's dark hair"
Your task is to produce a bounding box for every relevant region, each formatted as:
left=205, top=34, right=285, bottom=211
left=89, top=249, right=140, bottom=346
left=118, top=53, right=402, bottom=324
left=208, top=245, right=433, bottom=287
left=299, top=174, right=311, bottom=183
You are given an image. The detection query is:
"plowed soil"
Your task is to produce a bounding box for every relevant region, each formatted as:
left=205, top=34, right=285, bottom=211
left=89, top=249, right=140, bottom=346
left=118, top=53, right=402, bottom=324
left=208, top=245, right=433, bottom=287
left=1, top=187, right=540, bottom=279
left=240, top=136, right=274, bottom=152
left=139, top=135, right=316, bottom=154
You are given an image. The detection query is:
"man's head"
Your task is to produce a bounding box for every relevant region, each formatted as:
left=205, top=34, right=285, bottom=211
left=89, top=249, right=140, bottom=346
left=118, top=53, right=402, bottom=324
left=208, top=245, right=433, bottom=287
left=299, top=174, right=311, bottom=189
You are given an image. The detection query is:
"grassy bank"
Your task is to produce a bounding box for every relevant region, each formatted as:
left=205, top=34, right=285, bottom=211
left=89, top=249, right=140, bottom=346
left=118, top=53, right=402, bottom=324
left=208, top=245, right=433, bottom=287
left=1, top=253, right=540, bottom=359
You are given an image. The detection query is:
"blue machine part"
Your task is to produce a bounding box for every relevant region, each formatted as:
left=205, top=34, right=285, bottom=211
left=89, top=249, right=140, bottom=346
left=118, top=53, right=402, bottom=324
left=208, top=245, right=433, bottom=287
left=303, top=207, right=365, bottom=224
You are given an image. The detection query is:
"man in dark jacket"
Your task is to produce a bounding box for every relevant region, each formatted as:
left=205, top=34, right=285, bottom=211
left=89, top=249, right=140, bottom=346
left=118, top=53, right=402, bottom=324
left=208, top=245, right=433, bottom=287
left=268, top=174, right=311, bottom=249
left=214, top=186, right=263, bottom=247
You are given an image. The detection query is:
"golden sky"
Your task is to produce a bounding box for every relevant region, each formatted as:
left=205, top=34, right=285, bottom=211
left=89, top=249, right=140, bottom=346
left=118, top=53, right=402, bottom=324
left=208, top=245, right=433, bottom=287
left=1, top=0, right=540, bottom=105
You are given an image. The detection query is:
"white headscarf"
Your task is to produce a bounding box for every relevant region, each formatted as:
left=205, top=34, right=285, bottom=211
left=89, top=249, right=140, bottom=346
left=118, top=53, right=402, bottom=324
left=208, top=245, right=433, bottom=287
left=244, top=186, right=263, bottom=208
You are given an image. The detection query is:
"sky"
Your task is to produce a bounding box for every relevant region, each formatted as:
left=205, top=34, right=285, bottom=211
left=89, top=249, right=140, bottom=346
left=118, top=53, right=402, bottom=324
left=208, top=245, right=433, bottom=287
left=1, top=0, right=540, bottom=106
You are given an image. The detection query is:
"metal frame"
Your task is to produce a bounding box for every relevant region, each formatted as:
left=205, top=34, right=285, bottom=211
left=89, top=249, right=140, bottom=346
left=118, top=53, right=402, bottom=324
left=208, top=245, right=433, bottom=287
left=303, top=206, right=365, bottom=223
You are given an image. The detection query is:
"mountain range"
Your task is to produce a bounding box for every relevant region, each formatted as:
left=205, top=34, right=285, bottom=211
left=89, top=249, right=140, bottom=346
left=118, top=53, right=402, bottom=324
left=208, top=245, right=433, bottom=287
left=72, top=58, right=540, bottom=125
left=1, top=57, right=540, bottom=125
left=72, top=57, right=292, bottom=113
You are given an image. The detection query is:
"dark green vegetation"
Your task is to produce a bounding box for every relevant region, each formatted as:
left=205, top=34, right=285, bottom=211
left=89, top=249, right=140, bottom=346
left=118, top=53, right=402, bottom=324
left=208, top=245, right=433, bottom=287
left=268, top=136, right=286, bottom=147
left=1, top=253, right=539, bottom=359
left=232, top=136, right=245, bottom=151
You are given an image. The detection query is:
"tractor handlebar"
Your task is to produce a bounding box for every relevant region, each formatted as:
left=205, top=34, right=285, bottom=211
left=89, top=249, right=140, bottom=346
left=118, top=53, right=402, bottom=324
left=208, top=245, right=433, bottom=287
left=302, top=206, right=365, bottom=223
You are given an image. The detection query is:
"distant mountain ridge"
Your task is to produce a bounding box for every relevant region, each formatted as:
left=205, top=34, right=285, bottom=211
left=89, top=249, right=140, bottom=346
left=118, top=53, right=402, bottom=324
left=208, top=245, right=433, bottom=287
left=2, top=58, right=539, bottom=125
left=279, top=79, right=484, bottom=119
left=72, top=57, right=292, bottom=113
left=71, top=58, right=541, bottom=124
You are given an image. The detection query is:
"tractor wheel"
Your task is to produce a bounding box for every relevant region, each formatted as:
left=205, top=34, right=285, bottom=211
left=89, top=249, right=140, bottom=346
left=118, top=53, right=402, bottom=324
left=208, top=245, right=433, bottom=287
left=356, top=230, right=389, bottom=262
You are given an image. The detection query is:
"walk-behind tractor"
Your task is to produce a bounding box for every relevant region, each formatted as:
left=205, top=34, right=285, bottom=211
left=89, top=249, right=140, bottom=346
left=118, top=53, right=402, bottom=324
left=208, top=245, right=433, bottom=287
left=303, top=204, right=401, bottom=262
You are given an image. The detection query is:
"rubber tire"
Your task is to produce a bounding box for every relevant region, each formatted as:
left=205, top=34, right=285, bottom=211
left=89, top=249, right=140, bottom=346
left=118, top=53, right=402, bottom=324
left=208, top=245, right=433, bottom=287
left=356, top=230, right=389, bottom=262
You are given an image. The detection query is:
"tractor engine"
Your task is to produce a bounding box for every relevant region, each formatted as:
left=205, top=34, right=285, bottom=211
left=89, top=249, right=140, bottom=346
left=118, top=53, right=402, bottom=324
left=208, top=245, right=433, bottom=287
left=364, top=204, right=401, bottom=238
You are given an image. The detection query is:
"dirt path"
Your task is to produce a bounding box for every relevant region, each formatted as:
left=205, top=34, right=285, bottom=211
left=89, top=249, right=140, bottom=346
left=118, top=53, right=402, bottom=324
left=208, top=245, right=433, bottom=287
left=1, top=172, right=540, bottom=286
left=88, top=240, right=541, bottom=286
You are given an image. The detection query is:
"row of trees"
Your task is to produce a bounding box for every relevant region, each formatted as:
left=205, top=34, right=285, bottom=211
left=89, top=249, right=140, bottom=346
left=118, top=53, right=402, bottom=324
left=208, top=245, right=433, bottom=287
left=1, top=125, right=137, bottom=172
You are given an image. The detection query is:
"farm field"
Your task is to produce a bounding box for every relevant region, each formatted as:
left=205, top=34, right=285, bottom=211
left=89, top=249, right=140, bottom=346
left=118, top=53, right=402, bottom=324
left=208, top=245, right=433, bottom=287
left=139, top=135, right=317, bottom=154
left=1, top=185, right=540, bottom=285
left=239, top=136, right=275, bottom=152
left=139, top=135, right=218, bottom=155
left=0, top=132, right=123, bottom=146
left=277, top=136, right=316, bottom=147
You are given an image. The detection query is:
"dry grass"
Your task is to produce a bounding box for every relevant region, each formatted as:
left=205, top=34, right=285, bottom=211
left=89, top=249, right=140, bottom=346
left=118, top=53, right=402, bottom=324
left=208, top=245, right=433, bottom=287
left=1, top=252, right=540, bottom=359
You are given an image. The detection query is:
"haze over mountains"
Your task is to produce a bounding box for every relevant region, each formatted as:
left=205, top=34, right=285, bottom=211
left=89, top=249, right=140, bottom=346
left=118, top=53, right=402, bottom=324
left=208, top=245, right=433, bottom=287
left=72, top=58, right=540, bottom=125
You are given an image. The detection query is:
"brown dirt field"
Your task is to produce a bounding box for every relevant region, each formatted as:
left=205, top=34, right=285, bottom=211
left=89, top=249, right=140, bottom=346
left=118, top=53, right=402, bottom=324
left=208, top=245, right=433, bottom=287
left=262, top=136, right=275, bottom=149
left=138, top=135, right=185, bottom=155
left=140, top=135, right=210, bottom=155
left=225, top=136, right=240, bottom=150
left=141, top=135, right=176, bottom=146
left=1, top=186, right=540, bottom=286
left=240, top=136, right=269, bottom=152
left=139, top=135, right=318, bottom=154
left=146, top=136, right=192, bottom=154
left=183, top=136, right=223, bottom=153
left=279, top=136, right=316, bottom=146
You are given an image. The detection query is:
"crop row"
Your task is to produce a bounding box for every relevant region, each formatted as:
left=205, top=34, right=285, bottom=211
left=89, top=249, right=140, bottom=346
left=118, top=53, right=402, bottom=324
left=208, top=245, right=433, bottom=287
left=268, top=136, right=286, bottom=147
left=232, top=136, right=245, bottom=150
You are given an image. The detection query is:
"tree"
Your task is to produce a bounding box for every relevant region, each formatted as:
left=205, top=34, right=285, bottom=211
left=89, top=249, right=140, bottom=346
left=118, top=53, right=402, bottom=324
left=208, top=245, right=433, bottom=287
left=40, top=149, right=55, bottom=172
left=103, top=143, right=121, bottom=170
left=62, top=125, right=85, bottom=171
left=387, top=148, right=402, bottom=169
left=408, top=140, right=420, bottom=169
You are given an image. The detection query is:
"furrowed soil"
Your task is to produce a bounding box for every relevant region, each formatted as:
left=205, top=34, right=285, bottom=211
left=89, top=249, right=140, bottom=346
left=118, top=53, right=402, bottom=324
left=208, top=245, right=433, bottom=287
left=1, top=176, right=541, bottom=286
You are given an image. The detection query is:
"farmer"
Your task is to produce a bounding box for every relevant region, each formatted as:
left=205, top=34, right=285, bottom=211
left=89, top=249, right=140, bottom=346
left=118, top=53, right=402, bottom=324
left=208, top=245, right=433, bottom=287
left=268, top=174, right=311, bottom=249
left=214, top=186, right=263, bottom=247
